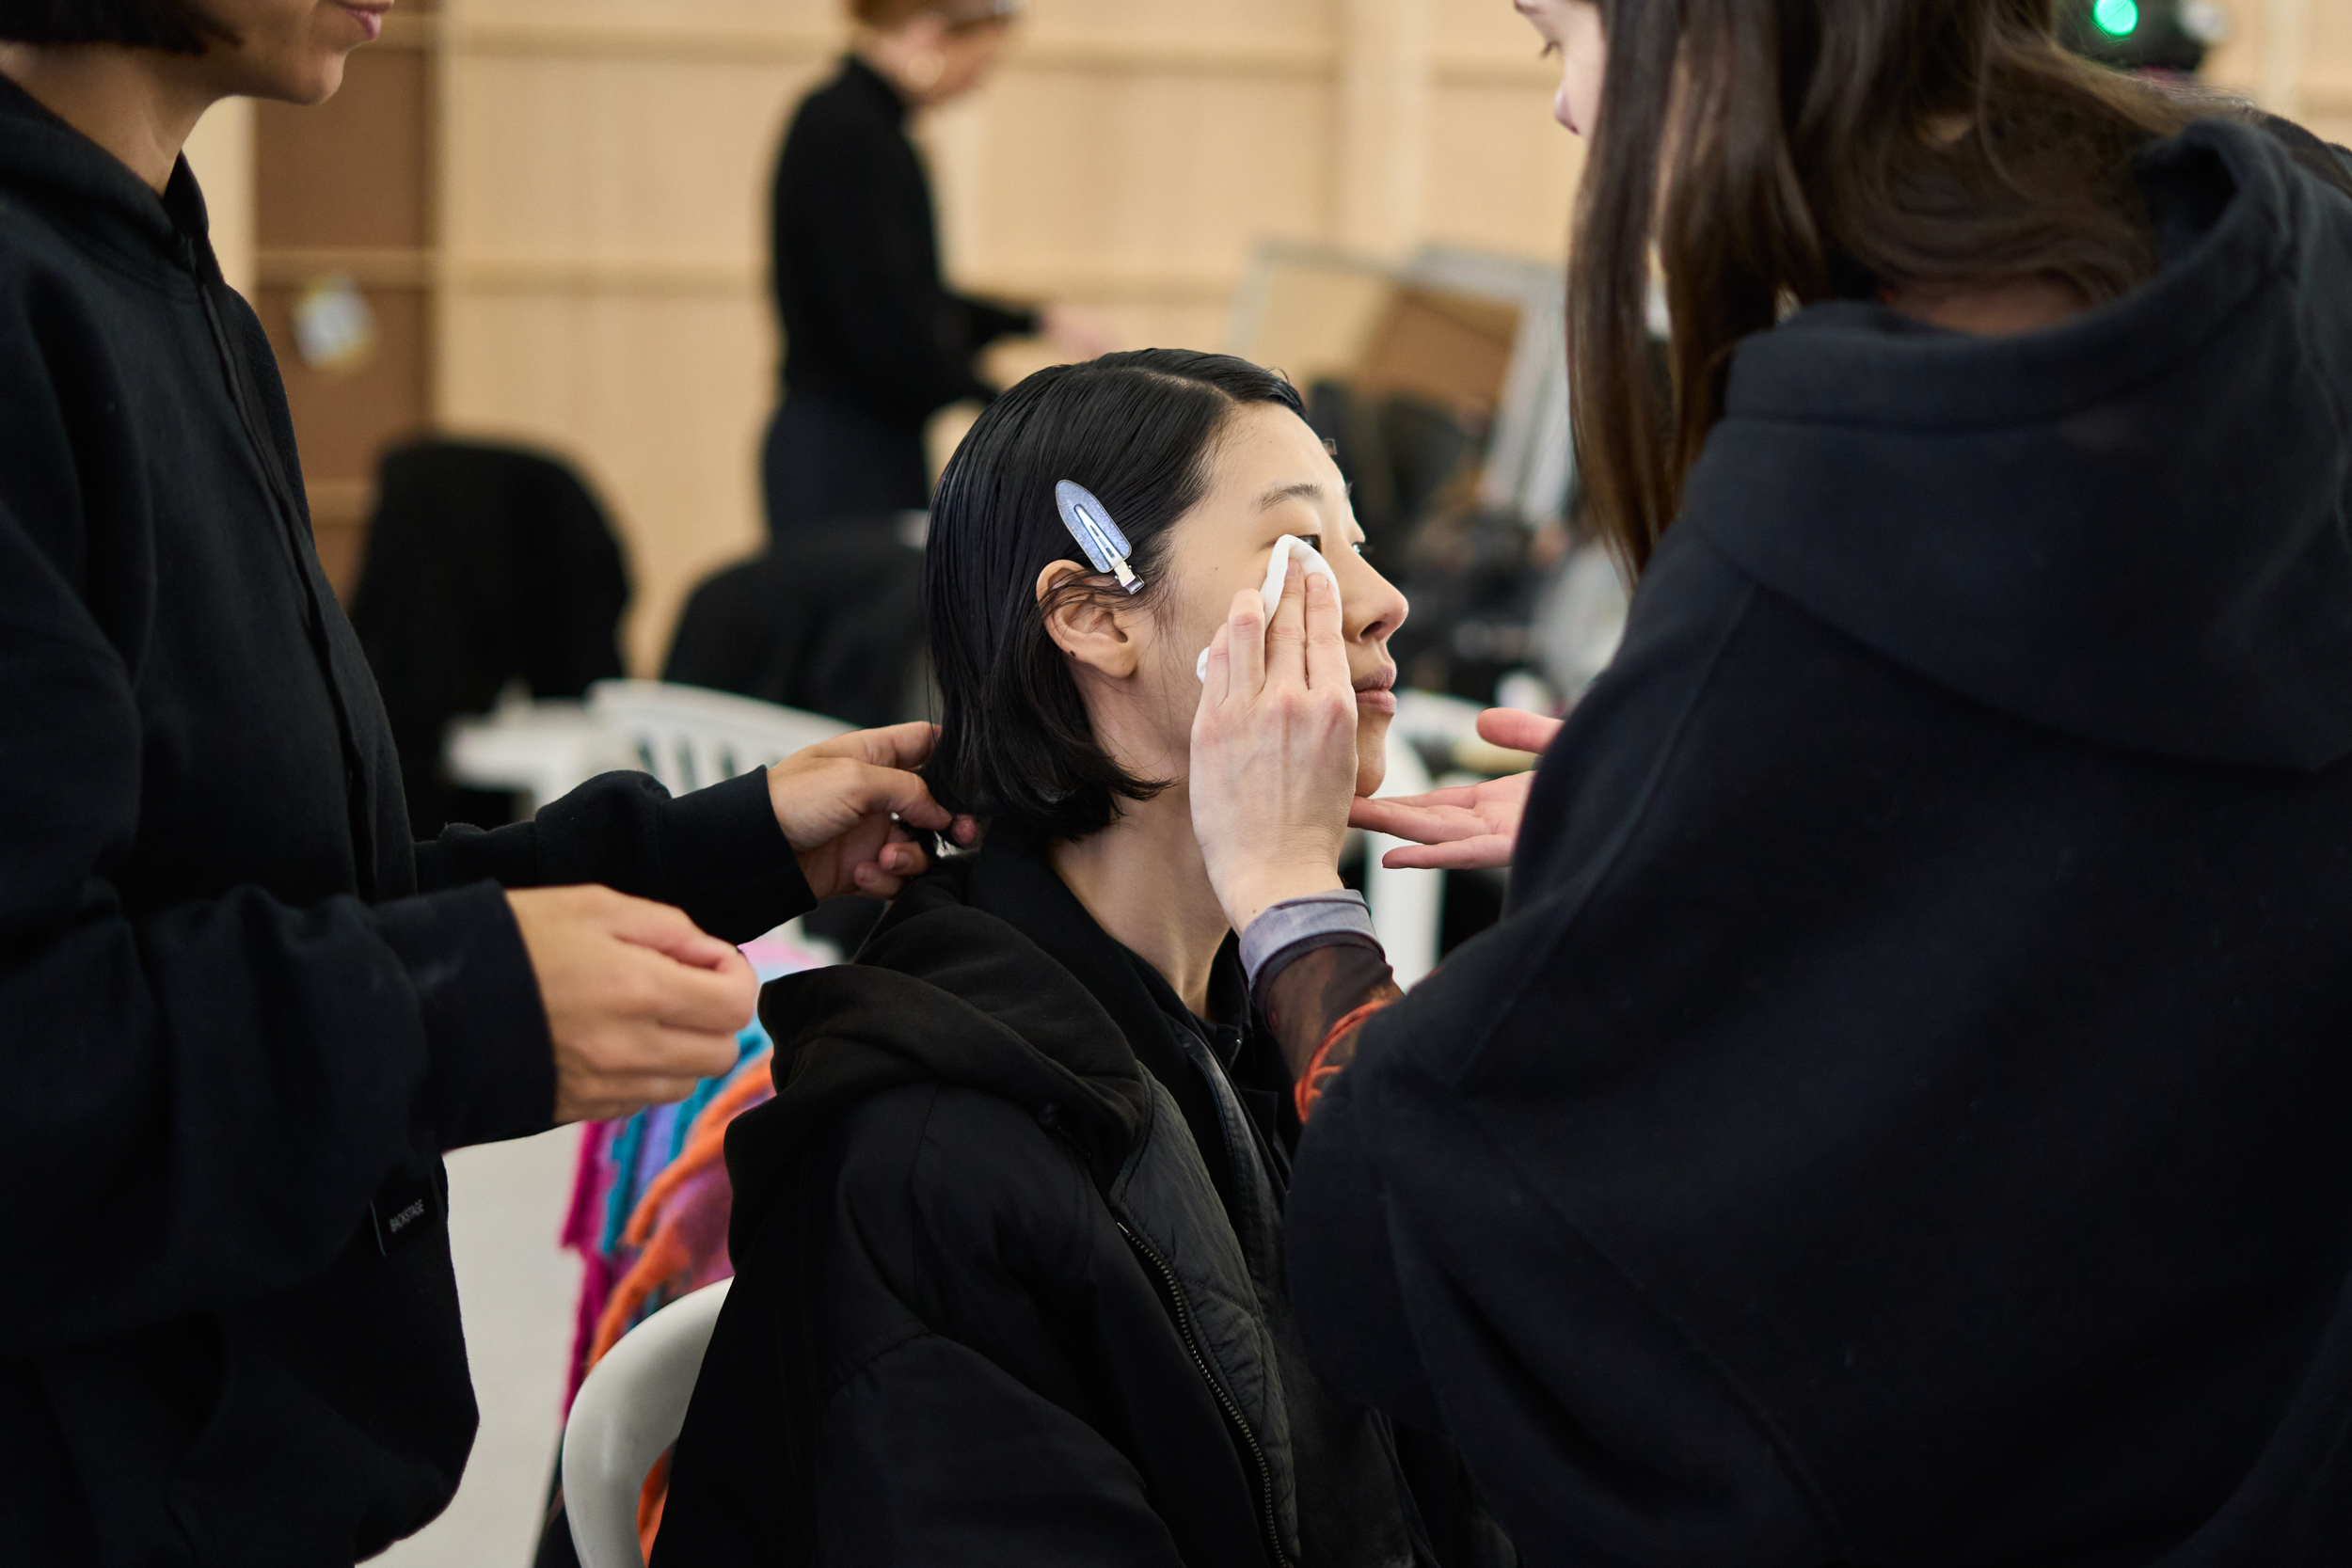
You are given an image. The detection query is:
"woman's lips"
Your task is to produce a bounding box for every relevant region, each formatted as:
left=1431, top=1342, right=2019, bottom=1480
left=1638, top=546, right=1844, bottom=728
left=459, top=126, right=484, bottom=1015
left=1354, top=667, right=1397, bottom=715
left=340, top=3, right=387, bottom=40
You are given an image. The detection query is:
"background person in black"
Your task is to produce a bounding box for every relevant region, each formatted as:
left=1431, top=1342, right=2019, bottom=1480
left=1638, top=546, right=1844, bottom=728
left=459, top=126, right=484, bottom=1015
left=0, top=1, right=965, bottom=1560
left=656, top=353, right=1514, bottom=1566
left=763, top=0, right=1111, bottom=535
left=1183, top=1, right=2352, bottom=1564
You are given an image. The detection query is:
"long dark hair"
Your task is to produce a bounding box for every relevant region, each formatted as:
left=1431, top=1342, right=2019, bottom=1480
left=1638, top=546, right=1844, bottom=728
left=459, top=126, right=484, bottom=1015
left=924, top=348, right=1305, bottom=840
left=1573, top=0, right=2198, bottom=573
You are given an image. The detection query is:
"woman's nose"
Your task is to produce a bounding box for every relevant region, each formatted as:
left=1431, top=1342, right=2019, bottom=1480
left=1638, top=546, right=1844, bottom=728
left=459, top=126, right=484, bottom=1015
left=1338, top=549, right=1408, bottom=645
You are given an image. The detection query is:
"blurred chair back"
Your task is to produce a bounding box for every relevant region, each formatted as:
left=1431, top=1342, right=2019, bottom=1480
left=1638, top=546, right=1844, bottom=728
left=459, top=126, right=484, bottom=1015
left=661, top=518, right=925, bottom=731
left=351, top=437, right=629, bottom=834
left=589, top=680, right=847, bottom=797
left=560, top=1277, right=732, bottom=1568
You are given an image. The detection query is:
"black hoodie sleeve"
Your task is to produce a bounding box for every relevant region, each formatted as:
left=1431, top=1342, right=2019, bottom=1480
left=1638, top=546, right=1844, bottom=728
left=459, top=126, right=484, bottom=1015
left=0, top=483, right=540, bottom=1354
left=0, top=275, right=564, bottom=1355
left=412, top=768, right=818, bottom=943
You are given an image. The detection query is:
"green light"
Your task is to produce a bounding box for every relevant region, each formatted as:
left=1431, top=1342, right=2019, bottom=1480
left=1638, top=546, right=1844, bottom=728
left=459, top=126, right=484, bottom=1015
left=2092, top=0, right=2139, bottom=37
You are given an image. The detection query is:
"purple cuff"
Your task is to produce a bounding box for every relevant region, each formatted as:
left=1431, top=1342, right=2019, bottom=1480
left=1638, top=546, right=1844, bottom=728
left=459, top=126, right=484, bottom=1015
left=1242, top=891, right=1384, bottom=1001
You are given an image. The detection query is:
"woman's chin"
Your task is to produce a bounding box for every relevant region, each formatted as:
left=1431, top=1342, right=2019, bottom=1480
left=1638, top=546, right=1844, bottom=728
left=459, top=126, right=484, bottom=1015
left=1354, top=711, right=1395, bottom=799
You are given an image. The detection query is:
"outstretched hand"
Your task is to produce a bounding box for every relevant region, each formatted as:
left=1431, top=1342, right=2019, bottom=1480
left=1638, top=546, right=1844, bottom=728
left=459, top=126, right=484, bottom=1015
left=1348, top=707, right=1562, bottom=870
left=767, top=722, right=977, bottom=900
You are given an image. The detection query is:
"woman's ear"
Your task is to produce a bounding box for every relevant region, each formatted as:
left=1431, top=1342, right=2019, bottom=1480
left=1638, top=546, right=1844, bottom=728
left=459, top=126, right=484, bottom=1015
left=1037, top=561, right=1144, bottom=680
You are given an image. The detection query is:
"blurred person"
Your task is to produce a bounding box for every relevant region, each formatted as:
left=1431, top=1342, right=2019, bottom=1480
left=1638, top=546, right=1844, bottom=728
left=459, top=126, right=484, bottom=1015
left=651, top=352, right=1513, bottom=1567
left=1185, top=0, right=2352, bottom=1563
left=763, top=0, right=1112, bottom=535
left=0, top=2, right=969, bottom=1560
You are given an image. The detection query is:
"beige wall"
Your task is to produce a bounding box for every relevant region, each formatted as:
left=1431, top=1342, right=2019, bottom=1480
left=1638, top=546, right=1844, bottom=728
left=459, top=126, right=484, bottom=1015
left=432, top=0, right=1583, bottom=673
left=183, top=98, right=257, bottom=297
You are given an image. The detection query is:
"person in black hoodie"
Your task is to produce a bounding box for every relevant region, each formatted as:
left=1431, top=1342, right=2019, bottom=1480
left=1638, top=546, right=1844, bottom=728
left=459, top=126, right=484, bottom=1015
left=0, top=3, right=963, bottom=1561
left=655, top=351, right=1514, bottom=1567
left=1183, top=2, right=2352, bottom=1564
left=762, top=0, right=1109, bottom=535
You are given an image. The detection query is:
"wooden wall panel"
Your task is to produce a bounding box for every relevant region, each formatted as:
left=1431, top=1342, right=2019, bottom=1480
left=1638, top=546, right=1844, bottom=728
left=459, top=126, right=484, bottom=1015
left=2298, top=0, right=2352, bottom=138
left=258, top=46, right=431, bottom=250
left=441, top=54, right=825, bottom=263
left=1422, top=79, right=1582, bottom=260
left=946, top=69, right=1338, bottom=291
left=438, top=290, right=776, bottom=673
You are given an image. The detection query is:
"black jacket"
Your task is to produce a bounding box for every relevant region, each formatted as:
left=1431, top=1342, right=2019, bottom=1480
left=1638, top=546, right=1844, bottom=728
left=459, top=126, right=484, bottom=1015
left=0, top=80, right=817, bottom=1564
left=655, top=832, right=1513, bottom=1567
left=771, top=56, right=1036, bottom=425
left=1285, top=118, right=2352, bottom=1565
left=351, top=438, right=630, bottom=835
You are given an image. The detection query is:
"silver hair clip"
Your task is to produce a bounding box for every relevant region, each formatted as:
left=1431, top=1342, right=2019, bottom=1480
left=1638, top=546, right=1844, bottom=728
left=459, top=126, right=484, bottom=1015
left=1054, top=481, right=1142, bottom=594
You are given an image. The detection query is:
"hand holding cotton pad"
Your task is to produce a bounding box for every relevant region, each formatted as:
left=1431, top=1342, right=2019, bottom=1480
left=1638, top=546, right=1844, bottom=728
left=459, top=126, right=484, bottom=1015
left=1196, top=535, right=1342, bottom=682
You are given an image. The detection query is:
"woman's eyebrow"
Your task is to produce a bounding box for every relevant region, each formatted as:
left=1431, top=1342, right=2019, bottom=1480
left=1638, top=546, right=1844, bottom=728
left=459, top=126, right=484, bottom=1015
left=1258, top=481, right=1326, bottom=511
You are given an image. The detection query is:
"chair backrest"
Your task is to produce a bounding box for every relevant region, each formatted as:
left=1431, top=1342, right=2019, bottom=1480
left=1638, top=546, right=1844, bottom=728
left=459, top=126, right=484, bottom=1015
left=589, top=679, right=850, bottom=796
left=1363, top=726, right=1444, bottom=988
left=561, top=1277, right=733, bottom=1568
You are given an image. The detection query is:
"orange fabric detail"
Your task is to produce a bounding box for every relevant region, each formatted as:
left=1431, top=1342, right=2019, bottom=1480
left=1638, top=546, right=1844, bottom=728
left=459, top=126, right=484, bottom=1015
left=621, top=1052, right=774, bottom=1250
left=585, top=1224, right=691, bottom=1370
left=636, top=1451, right=670, bottom=1560
left=587, top=1050, right=779, bottom=1371
left=1293, top=999, right=1391, bottom=1123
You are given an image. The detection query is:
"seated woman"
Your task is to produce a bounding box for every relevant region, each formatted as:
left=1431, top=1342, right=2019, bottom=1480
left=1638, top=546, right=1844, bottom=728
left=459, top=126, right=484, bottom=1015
left=652, top=350, right=1513, bottom=1567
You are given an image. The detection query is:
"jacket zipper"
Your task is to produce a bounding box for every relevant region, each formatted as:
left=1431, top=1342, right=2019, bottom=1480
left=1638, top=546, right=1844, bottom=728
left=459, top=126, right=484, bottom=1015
left=184, top=238, right=379, bottom=897
left=1115, top=1218, right=1295, bottom=1568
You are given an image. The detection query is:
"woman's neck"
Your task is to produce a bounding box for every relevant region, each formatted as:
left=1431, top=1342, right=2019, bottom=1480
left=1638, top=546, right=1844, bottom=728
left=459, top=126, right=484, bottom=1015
left=1050, top=786, right=1232, bottom=1019
left=0, top=43, right=216, bottom=193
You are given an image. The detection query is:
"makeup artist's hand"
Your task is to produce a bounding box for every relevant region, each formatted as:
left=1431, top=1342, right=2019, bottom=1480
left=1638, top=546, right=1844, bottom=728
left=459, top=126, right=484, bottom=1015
left=766, top=722, right=977, bottom=900
left=509, top=886, right=757, bottom=1124
left=1348, top=707, right=1563, bottom=870
left=1192, top=560, right=1359, bottom=934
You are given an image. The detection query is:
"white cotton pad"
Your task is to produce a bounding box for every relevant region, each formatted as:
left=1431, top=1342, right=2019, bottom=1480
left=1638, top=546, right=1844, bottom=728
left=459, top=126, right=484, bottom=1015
left=1196, top=534, right=1343, bottom=682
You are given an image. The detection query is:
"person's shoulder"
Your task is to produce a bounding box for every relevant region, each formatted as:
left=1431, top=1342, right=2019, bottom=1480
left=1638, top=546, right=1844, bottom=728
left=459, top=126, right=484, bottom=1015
left=786, top=62, right=898, bottom=142
left=2201, top=107, right=2352, bottom=201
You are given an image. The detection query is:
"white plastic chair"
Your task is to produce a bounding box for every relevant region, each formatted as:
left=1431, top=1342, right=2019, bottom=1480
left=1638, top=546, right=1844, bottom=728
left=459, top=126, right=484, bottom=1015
left=588, top=680, right=850, bottom=797
left=561, top=1277, right=733, bottom=1568
left=1363, top=726, right=1444, bottom=988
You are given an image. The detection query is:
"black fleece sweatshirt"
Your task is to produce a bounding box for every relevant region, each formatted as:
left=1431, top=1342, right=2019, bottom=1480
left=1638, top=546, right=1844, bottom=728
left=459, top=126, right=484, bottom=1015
left=1283, top=117, right=2352, bottom=1566
left=0, top=79, right=815, bottom=1565
left=771, top=56, right=1037, bottom=425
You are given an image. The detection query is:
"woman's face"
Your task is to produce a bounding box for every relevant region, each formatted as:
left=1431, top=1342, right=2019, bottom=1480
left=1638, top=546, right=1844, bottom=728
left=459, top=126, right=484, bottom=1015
left=1150, top=404, right=1410, bottom=800
left=1516, top=0, right=1605, bottom=136
left=186, top=0, right=387, bottom=103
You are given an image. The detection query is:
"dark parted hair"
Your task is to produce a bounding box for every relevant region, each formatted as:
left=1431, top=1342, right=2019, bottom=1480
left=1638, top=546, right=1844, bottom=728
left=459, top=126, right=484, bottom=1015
left=925, top=348, right=1304, bottom=841
left=0, top=0, right=213, bottom=51
left=1573, top=0, right=2199, bottom=576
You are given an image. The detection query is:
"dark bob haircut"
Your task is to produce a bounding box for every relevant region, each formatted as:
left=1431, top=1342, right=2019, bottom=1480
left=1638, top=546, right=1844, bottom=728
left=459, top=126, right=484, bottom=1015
left=0, top=0, right=213, bottom=52
left=925, top=348, right=1304, bottom=842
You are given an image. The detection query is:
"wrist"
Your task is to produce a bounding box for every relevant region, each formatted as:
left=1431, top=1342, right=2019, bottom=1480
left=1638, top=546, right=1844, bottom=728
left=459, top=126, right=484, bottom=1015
left=1217, top=865, right=1346, bottom=936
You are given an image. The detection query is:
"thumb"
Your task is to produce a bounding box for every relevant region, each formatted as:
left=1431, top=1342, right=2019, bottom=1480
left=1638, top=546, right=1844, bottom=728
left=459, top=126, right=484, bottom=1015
left=846, top=762, right=954, bottom=832
left=1477, top=706, right=1563, bottom=755
left=830, top=721, right=942, bottom=772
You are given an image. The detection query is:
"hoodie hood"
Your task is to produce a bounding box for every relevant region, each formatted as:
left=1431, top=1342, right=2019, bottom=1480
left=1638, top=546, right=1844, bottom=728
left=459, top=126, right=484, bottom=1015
left=724, top=857, right=1153, bottom=1259
left=0, top=73, right=215, bottom=281
left=1684, top=116, right=2352, bottom=773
